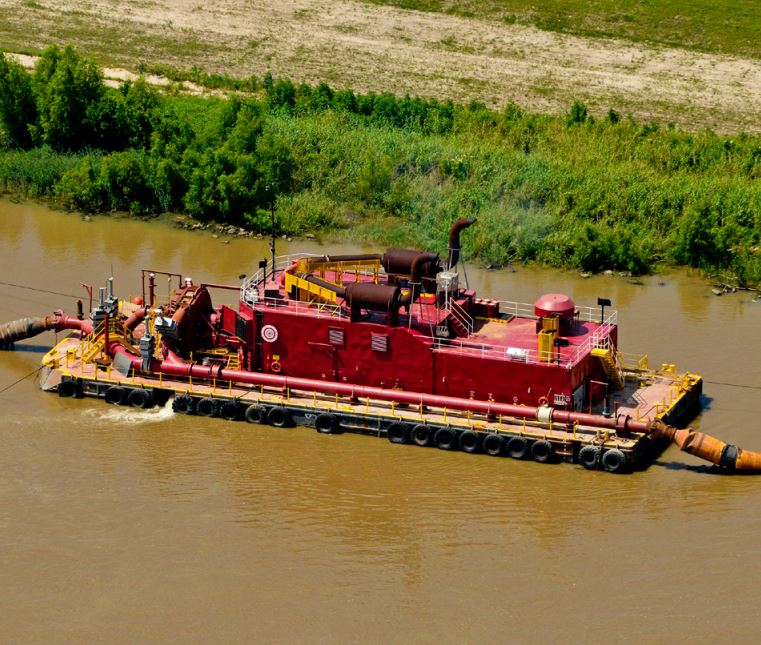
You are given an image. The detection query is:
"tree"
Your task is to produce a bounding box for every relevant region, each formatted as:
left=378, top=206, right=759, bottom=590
left=31, top=45, right=104, bottom=150
left=0, top=53, right=37, bottom=148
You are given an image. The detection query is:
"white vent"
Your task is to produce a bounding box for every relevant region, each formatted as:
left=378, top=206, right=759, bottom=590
left=371, top=334, right=388, bottom=353
left=328, top=327, right=344, bottom=346
left=506, top=347, right=528, bottom=362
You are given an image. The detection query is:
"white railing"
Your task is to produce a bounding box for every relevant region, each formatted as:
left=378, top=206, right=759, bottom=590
left=240, top=253, right=323, bottom=306
left=449, top=300, right=474, bottom=336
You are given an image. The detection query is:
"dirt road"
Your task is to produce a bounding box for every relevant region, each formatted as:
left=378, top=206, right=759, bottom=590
left=2, top=0, right=760, bottom=132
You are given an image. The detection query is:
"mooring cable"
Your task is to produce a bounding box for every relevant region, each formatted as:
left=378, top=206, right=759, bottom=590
left=0, top=280, right=80, bottom=299
left=0, top=365, right=42, bottom=396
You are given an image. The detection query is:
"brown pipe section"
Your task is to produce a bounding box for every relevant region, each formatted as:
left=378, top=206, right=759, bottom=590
left=0, top=312, right=93, bottom=346
left=297, top=274, right=346, bottom=298
left=652, top=423, right=761, bottom=472
left=124, top=307, right=148, bottom=331
left=447, top=217, right=476, bottom=269
left=399, top=253, right=439, bottom=307
left=0, top=316, right=57, bottom=345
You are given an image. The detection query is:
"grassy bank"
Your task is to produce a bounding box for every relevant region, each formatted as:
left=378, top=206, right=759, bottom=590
left=364, top=0, right=761, bottom=59
left=1, top=47, right=760, bottom=284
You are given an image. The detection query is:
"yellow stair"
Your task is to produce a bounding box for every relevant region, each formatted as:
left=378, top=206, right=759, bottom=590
left=80, top=336, right=105, bottom=363
left=592, top=347, right=624, bottom=389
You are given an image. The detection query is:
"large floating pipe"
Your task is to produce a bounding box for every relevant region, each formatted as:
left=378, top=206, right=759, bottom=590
left=0, top=313, right=92, bottom=346
left=651, top=423, right=761, bottom=472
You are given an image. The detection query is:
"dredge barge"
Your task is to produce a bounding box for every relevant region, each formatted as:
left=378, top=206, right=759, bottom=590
left=2, top=219, right=759, bottom=472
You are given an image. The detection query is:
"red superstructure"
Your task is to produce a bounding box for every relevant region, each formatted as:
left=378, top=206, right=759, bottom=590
left=154, top=219, right=618, bottom=414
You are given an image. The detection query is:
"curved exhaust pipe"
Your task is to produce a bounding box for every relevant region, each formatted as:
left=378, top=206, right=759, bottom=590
left=447, top=217, right=476, bottom=270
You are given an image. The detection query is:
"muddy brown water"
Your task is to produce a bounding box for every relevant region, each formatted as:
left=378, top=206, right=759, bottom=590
left=1, top=198, right=760, bottom=644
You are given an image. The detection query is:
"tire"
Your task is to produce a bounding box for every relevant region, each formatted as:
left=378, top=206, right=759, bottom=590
left=315, top=413, right=340, bottom=434
left=105, top=386, right=126, bottom=405
left=172, top=394, right=195, bottom=414
left=506, top=437, right=530, bottom=459
left=220, top=401, right=240, bottom=421
left=602, top=448, right=628, bottom=474
left=482, top=433, right=504, bottom=456
left=412, top=424, right=433, bottom=447
left=244, top=404, right=268, bottom=424
left=387, top=422, right=410, bottom=444
left=459, top=430, right=481, bottom=454
left=196, top=397, right=220, bottom=417
left=57, top=379, right=78, bottom=398
left=128, top=388, right=153, bottom=409
left=267, top=407, right=293, bottom=428
left=434, top=427, right=458, bottom=451
left=531, top=439, right=555, bottom=463
left=578, top=445, right=602, bottom=470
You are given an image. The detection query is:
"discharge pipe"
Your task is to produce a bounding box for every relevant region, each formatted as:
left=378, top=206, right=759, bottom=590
left=0, top=312, right=92, bottom=346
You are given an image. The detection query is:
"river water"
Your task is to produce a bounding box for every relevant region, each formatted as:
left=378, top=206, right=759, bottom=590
left=1, top=198, right=760, bottom=644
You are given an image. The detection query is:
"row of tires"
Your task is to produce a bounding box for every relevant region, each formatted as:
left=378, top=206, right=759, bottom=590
left=385, top=421, right=629, bottom=473
left=58, top=382, right=629, bottom=472
left=58, top=380, right=157, bottom=409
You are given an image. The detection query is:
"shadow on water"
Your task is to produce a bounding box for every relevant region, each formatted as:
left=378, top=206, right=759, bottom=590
left=653, top=460, right=761, bottom=476
left=0, top=344, right=50, bottom=353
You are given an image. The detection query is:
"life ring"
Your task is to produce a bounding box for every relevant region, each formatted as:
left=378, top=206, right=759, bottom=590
left=434, top=427, right=458, bottom=451
left=386, top=422, right=410, bottom=444
left=267, top=406, right=293, bottom=428
left=458, top=430, right=481, bottom=454
left=270, top=360, right=282, bottom=373
left=506, top=436, right=530, bottom=459
left=602, top=448, right=628, bottom=474
left=412, top=424, right=433, bottom=447
left=482, top=433, right=504, bottom=456
left=578, top=445, right=601, bottom=470
left=220, top=400, right=240, bottom=421
left=531, top=439, right=555, bottom=464
left=315, top=413, right=340, bottom=434
left=538, top=396, right=550, bottom=407
left=244, top=404, right=269, bottom=424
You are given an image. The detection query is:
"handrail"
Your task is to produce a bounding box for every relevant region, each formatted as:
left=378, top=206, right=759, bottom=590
left=449, top=300, right=473, bottom=336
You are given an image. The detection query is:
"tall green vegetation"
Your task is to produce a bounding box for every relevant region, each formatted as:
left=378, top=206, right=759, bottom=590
left=0, top=46, right=760, bottom=285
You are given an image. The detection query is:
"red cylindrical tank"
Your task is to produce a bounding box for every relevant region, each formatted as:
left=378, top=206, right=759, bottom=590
left=534, top=293, right=575, bottom=319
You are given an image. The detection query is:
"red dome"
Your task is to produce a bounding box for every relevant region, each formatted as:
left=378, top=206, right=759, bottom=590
left=534, top=293, right=575, bottom=319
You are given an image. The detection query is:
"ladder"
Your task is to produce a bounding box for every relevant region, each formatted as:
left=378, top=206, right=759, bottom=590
left=591, top=347, right=624, bottom=389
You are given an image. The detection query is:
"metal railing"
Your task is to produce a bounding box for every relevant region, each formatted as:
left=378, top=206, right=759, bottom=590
left=449, top=299, right=474, bottom=336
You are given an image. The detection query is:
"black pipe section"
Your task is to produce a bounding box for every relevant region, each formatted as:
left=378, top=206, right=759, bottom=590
left=305, top=254, right=383, bottom=264
left=447, top=217, right=477, bottom=270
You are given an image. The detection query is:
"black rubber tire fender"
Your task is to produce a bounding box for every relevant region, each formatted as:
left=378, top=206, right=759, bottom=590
left=57, top=379, right=78, bottom=398
left=128, top=388, right=154, bottom=409
left=387, top=422, right=410, bottom=444
left=105, top=386, right=126, bottom=405
left=578, top=445, right=602, bottom=470
left=482, top=433, right=504, bottom=456
left=602, top=448, right=628, bottom=474
left=172, top=394, right=194, bottom=414
left=196, top=397, right=220, bottom=417
left=506, top=436, right=530, bottom=459
left=459, top=430, right=481, bottom=454
left=412, top=424, right=433, bottom=447
left=434, top=427, right=458, bottom=451
left=220, top=400, right=240, bottom=421
left=267, top=406, right=293, bottom=428
left=315, top=413, right=340, bottom=434
left=531, top=439, right=555, bottom=464
left=244, top=404, right=269, bottom=424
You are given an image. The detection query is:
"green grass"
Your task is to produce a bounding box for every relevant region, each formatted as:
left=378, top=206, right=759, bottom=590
left=363, top=0, right=761, bottom=59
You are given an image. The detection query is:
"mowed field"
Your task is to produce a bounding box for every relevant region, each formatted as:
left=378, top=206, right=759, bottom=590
left=1, top=0, right=761, bottom=133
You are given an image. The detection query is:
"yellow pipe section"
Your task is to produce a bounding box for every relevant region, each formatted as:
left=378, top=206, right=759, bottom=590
left=652, top=422, right=761, bottom=472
